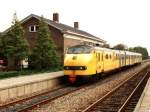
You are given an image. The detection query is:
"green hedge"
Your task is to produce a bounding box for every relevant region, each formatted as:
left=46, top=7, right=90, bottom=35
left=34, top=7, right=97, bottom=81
left=0, top=67, right=63, bottom=80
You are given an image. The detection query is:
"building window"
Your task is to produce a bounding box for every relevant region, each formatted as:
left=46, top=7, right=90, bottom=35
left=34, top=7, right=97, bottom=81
left=29, top=25, right=39, bottom=32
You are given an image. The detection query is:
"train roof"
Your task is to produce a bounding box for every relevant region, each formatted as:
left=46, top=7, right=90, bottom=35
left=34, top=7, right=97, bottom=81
left=112, top=49, right=125, bottom=55
left=125, top=51, right=142, bottom=56
left=94, top=46, right=113, bottom=52
left=68, top=45, right=142, bottom=56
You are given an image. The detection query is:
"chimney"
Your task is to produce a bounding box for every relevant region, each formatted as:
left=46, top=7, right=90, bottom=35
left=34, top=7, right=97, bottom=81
left=74, top=22, right=79, bottom=29
left=53, top=13, right=59, bottom=22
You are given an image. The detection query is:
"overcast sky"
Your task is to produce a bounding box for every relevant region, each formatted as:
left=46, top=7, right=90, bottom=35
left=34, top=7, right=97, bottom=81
left=0, top=0, right=150, bottom=54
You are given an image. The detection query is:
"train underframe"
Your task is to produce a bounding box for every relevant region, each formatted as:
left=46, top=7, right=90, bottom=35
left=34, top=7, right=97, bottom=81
left=65, top=63, right=141, bottom=83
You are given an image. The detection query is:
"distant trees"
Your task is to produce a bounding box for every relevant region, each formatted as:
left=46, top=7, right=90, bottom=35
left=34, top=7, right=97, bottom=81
left=129, top=46, right=149, bottom=59
left=113, top=44, right=127, bottom=50
left=1, top=13, right=29, bottom=70
left=0, top=35, right=4, bottom=58
left=102, top=43, right=110, bottom=48
left=29, top=16, right=60, bottom=70
left=113, top=43, right=149, bottom=60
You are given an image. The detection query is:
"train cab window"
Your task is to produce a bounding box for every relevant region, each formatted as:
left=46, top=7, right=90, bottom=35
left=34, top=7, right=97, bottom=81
left=67, top=45, right=92, bottom=54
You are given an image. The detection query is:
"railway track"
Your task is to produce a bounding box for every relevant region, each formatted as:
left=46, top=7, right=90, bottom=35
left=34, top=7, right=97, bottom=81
left=0, top=64, right=148, bottom=112
left=82, top=65, right=150, bottom=112
left=0, top=83, right=87, bottom=112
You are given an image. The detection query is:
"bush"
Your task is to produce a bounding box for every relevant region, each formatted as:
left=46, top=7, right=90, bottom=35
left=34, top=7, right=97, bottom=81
left=0, top=67, right=62, bottom=79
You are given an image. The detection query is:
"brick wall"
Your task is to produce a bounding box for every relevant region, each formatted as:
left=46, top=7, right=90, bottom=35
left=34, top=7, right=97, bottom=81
left=22, top=17, right=64, bottom=63
left=64, top=37, right=82, bottom=53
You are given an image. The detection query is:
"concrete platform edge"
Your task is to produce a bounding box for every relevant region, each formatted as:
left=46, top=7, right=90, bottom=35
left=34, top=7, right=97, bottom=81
left=134, top=78, right=150, bottom=112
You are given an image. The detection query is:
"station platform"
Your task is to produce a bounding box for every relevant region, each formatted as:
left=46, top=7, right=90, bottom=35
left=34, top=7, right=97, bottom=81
left=0, top=71, right=64, bottom=103
left=134, top=78, right=150, bottom=112
left=0, top=71, right=63, bottom=89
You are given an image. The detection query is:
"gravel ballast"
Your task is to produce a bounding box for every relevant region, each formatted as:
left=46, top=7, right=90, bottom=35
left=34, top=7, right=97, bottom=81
left=33, top=62, right=150, bottom=112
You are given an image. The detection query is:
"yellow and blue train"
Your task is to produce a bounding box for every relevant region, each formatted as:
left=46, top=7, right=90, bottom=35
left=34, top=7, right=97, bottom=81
left=64, top=45, right=142, bottom=83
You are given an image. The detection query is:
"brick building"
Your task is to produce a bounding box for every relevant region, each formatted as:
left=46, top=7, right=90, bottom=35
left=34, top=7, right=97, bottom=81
left=1, top=13, right=106, bottom=68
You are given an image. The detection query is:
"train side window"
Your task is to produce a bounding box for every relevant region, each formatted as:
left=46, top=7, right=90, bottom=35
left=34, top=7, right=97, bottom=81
left=105, top=54, right=109, bottom=59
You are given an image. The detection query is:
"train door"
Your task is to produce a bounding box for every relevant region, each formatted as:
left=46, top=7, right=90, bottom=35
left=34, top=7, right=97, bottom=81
left=125, top=52, right=127, bottom=66
left=101, top=51, right=104, bottom=72
left=96, top=51, right=104, bottom=73
left=123, top=55, right=125, bottom=66
left=113, top=52, right=116, bottom=69
left=96, top=52, right=99, bottom=73
left=109, top=53, right=113, bottom=70
left=120, top=54, right=123, bottom=67
left=115, top=53, right=118, bottom=68
left=119, top=54, right=122, bottom=68
left=129, top=55, right=131, bottom=65
left=104, top=51, right=110, bottom=72
left=115, top=52, right=118, bottom=69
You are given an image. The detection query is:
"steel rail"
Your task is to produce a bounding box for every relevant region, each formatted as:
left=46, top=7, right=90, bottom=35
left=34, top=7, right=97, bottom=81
left=15, top=83, right=92, bottom=112
left=16, top=67, right=139, bottom=112
left=0, top=86, right=64, bottom=107
left=118, top=71, right=149, bottom=112
left=82, top=66, right=149, bottom=112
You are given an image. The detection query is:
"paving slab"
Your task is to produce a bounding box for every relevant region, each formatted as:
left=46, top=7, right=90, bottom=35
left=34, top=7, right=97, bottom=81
left=0, top=71, right=63, bottom=89
left=134, top=78, right=150, bottom=112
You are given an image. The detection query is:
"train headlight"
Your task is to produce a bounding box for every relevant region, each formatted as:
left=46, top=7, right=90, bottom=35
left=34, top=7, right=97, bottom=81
left=64, top=66, right=69, bottom=70
left=64, top=66, right=87, bottom=70
left=80, top=67, right=83, bottom=70
left=79, top=66, right=87, bottom=70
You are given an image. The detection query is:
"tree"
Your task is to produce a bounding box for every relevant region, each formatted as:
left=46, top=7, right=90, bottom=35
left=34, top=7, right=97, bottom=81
left=0, top=35, right=3, bottom=58
left=30, top=16, right=60, bottom=70
left=2, top=13, right=29, bottom=70
left=102, top=43, right=110, bottom=48
left=113, top=44, right=127, bottom=50
left=129, top=46, right=149, bottom=59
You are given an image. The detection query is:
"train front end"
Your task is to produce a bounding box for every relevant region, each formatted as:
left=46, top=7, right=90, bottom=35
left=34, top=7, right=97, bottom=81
left=64, top=45, right=96, bottom=83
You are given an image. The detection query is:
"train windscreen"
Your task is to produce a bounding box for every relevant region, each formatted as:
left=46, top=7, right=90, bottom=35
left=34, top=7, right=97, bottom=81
left=67, top=45, right=92, bottom=54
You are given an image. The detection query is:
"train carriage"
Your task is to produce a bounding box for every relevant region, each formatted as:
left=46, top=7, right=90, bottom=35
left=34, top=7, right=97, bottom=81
left=64, top=44, right=142, bottom=83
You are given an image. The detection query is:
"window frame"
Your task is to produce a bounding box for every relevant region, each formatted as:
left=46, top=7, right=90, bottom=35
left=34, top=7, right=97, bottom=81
left=29, top=25, right=39, bottom=32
